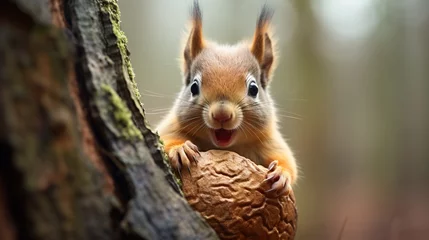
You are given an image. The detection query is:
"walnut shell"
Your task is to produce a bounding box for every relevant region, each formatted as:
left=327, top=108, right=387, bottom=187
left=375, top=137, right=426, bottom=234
left=181, top=150, right=298, bottom=240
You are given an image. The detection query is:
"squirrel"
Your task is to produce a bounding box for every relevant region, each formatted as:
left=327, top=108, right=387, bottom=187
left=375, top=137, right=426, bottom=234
left=156, top=2, right=297, bottom=197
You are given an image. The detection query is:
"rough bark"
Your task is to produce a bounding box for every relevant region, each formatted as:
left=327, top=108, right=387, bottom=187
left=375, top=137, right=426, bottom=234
left=0, top=0, right=217, bottom=239
left=0, top=0, right=296, bottom=240
left=0, top=2, right=111, bottom=240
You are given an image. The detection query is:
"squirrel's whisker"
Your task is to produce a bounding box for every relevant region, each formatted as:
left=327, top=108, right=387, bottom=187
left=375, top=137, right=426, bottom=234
left=155, top=1, right=299, bottom=192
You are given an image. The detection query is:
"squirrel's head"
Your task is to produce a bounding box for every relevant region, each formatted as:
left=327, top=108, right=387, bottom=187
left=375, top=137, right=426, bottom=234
left=176, top=1, right=277, bottom=148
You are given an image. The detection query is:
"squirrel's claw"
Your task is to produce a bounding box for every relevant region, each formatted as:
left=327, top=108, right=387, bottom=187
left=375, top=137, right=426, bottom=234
left=268, top=160, right=278, bottom=171
left=183, top=141, right=200, bottom=163
left=264, top=161, right=291, bottom=197
left=168, top=140, right=200, bottom=176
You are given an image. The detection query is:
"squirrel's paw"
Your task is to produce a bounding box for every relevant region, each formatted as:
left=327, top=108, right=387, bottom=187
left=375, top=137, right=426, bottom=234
left=264, top=160, right=292, bottom=197
left=168, top=140, right=200, bottom=174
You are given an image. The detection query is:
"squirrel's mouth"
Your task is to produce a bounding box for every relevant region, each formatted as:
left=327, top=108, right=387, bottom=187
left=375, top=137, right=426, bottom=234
left=212, top=129, right=235, bottom=147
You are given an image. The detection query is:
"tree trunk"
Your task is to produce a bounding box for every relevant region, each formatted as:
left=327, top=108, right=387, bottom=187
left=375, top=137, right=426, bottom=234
left=0, top=0, right=218, bottom=239
left=0, top=1, right=297, bottom=240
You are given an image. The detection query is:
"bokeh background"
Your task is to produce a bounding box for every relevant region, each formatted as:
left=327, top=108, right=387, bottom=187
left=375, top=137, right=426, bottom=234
left=119, top=0, right=429, bottom=239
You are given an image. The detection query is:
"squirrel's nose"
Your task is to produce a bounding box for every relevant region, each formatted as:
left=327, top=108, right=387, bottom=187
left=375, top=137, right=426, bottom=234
left=212, top=112, right=232, bottom=123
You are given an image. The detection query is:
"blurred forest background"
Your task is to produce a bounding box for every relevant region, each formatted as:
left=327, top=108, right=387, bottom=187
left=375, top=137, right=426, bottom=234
left=119, top=0, right=429, bottom=239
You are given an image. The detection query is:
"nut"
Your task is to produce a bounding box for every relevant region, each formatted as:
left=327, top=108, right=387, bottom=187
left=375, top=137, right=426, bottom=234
left=181, top=150, right=298, bottom=240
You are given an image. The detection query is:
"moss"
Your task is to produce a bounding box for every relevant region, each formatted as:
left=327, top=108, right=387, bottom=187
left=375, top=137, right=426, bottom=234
left=98, top=1, right=181, bottom=187
left=159, top=140, right=182, bottom=187
left=98, top=0, right=143, bottom=113
left=175, top=175, right=182, bottom=187
left=101, top=84, right=143, bottom=140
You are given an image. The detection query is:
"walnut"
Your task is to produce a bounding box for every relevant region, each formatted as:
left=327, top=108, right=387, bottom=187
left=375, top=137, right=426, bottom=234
left=181, top=150, right=298, bottom=240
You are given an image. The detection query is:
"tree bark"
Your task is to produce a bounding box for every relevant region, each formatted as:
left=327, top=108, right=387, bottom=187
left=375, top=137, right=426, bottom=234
left=0, top=1, right=297, bottom=240
left=0, top=0, right=217, bottom=239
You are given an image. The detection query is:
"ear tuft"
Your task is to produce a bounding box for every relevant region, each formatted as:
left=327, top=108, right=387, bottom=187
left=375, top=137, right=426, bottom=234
left=182, top=0, right=205, bottom=80
left=251, top=5, right=276, bottom=87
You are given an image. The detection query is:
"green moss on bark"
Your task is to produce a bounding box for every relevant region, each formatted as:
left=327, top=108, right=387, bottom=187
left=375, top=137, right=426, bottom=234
left=98, top=0, right=143, bottom=112
left=97, top=0, right=181, bottom=187
left=101, top=84, right=143, bottom=140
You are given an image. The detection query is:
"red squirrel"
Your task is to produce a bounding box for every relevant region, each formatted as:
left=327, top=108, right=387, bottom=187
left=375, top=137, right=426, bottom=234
left=157, top=2, right=297, bottom=196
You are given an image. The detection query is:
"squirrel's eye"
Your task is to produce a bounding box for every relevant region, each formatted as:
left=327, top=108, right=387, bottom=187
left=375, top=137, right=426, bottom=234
left=248, top=81, right=258, bottom=97
left=190, top=80, right=200, bottom=96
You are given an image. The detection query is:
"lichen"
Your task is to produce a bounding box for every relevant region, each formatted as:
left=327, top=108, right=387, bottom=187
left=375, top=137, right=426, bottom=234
left=101, top=84, right=143, bottom=140
left=98, top=0, right=143, bottom=113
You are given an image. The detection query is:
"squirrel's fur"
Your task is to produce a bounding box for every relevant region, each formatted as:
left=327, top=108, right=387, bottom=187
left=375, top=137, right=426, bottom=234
left=157, top=1, right=298, bottom=196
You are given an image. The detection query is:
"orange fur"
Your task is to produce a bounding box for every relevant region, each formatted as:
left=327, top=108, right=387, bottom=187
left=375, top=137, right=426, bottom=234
left=157, top=3, right=298, bottom=194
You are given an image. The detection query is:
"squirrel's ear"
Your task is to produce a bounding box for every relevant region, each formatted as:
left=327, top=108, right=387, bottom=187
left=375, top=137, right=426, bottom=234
left=182, top=1, right=205, bottom=82
left=251, top=6, right=276, bottom=88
